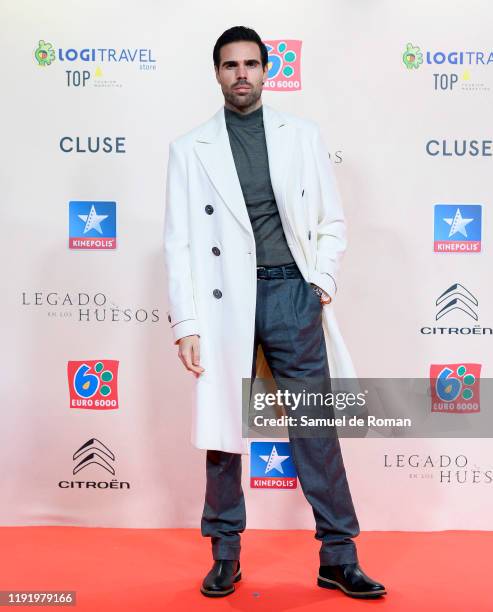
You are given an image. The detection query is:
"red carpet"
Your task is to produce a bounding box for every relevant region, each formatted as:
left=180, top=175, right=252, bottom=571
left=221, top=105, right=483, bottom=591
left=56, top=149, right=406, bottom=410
left=0, top=527, right=490, bottom=611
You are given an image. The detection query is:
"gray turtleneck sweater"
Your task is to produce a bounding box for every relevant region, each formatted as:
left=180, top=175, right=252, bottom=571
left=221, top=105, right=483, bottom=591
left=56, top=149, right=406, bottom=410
left=224, top=105, right=295, bottom=267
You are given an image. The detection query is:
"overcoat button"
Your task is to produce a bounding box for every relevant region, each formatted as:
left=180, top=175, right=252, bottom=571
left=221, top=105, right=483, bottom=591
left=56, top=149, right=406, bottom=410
left=205, top=204, right=214, bottom=215
left=212, top=246, right=220, bottom=256
left=213, top=289, right=222, bottom=299
left=167, top=314, right=171, bottom=322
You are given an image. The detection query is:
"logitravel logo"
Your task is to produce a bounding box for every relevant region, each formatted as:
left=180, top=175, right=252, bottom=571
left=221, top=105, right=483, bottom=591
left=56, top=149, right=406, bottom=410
left=384, top=453, right=492, bottom=485
left=402, top=42, right=491, bottom=93
left=58, top=438, right=131, bottom=489
left=263, top=40, right=302, bottom=91
left=429, top=363, right=481, bottom=413
left=69, top=201, right=116, bottom=249
left=250, top=441, right=297, bottom=488
left=35, top=40, right=56, bottom=66
left=34, top=39, right=157, bottom=88
left=433, top=204, right=482, bottom=252
left=67, top=360, right=119, bottom=410
left=419, top=284, right=492, bottom=336
left=402, top=43, right=424, bottom=70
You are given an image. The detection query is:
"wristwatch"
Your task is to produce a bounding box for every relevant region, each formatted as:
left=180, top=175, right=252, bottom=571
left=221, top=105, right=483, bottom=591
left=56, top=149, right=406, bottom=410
left=310, top=283, right=332, bottom=304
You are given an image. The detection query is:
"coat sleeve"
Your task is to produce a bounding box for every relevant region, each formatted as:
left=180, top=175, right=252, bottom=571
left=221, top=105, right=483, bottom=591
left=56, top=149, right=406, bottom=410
left=163, top=141, right=200, bottom=345
left=307, top=125, right=347, bottom=301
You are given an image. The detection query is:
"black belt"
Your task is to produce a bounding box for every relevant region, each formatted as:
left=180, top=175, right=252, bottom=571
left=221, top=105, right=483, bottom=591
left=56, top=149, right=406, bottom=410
left=256, top=262, right=303, bottom=280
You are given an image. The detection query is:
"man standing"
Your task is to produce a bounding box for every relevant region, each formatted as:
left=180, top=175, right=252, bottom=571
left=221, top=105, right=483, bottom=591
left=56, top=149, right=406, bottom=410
left=164, top=26, right=386, bottom=599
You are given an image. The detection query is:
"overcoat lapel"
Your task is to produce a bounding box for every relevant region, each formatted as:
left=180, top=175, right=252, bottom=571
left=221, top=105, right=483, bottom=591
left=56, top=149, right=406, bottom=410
left=193, top=103, right=297, bottom=236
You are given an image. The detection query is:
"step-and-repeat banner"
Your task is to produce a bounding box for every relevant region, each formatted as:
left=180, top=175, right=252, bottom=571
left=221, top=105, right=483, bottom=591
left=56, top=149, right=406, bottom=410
left=1, top=0, right=491, bottom=530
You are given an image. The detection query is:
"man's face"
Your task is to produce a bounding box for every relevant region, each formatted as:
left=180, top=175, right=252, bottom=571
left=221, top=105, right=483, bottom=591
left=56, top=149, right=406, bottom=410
left=215, top=41, right=268, bottom=110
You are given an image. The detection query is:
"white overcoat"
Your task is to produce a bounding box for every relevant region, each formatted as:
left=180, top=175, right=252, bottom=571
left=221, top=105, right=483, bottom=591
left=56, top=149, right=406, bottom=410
left=163, top=103, right=357, bottom=454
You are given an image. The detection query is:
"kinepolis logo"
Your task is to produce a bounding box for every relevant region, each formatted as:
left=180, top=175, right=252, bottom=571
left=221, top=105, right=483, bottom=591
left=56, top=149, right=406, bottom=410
left=69, top=201, right=117, bottom=250
left=384, top=453, right=492, bottom=484
left=402, top=42, right=492, bottom=93
left=59, top=136, right=126, bottom=154
left=420, top=283, right=492, bottom=336
left=34, top=39, right=157, bottom=88
left=58, top=438, right=130, bottom=489
left=250, top=441, right=297, bottom=489
left=433, top=204, right=482, bottom=252
left=21, top=290, right=160, bottom=323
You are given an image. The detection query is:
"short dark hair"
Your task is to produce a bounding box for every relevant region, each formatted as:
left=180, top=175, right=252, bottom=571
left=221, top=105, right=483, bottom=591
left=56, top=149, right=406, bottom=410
left=213, top=26, right=268, bottom=69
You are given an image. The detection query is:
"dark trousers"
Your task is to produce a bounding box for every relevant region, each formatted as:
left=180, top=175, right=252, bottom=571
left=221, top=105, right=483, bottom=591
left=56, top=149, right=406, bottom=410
left=201, top=262, right=360, bottom=565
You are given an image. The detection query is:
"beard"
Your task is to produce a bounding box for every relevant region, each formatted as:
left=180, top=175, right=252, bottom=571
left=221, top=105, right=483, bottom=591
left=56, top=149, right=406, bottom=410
left=223, top=84, right=262, bottom=111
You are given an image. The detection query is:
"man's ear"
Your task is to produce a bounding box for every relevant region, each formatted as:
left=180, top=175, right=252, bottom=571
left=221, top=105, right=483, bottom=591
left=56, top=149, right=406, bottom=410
left=214, top=66, right=220, bottom=84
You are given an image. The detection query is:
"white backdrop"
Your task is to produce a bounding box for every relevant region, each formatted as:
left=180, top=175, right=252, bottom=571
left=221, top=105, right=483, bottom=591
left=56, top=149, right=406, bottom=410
left=1, top=0, right=492, bottom=530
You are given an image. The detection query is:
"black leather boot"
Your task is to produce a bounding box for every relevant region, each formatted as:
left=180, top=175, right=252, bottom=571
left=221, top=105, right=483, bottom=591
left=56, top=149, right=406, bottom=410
left=200, top=559, right=241, bottom=597
left=318, top=562, right=386, bottom=598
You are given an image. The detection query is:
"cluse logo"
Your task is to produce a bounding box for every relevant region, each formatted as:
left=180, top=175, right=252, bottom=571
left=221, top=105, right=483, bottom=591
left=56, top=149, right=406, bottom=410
left=59, top=136, right=126, bottom=154
left=426, top=139, right=493, bottom=156
left=67, top=360, right=119, bottom=410
left=58, top=438, right=131, bottom=490
left=419, top=283, right=492, bottom=336
left=250, top=441, right=297, bottom=489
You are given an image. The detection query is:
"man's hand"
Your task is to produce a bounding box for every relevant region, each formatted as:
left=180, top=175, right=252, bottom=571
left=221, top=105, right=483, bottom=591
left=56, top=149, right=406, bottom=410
left=177, top=335, right=205, bottom=377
